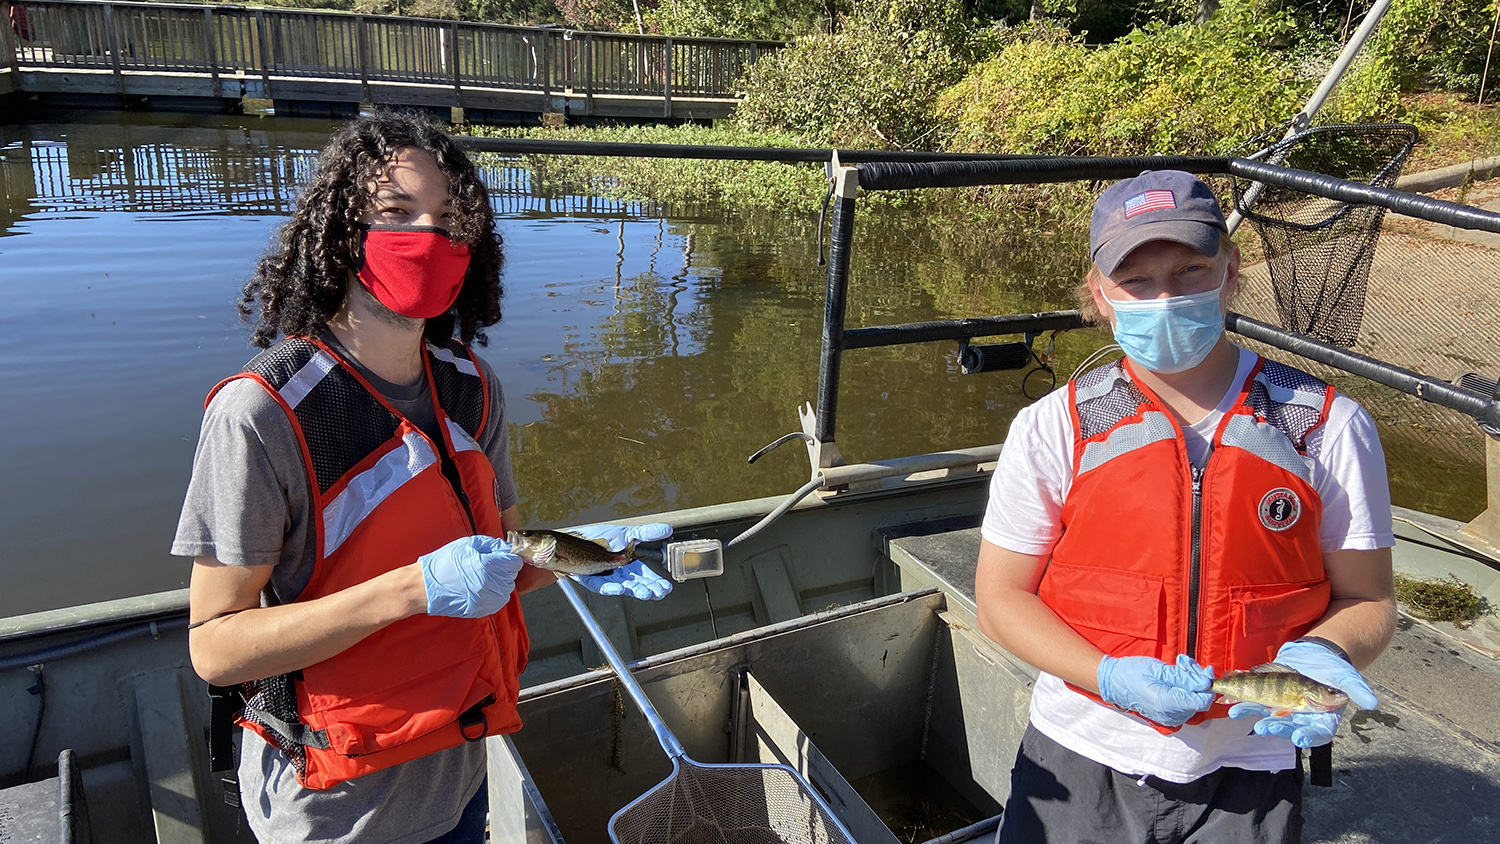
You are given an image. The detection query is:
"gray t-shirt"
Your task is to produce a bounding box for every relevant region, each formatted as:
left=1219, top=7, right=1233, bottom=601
left=171, top=334, right=518, bottom=844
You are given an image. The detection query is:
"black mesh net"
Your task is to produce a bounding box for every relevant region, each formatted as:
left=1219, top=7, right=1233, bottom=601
left=241, top=674, right=309, bottom=779
left=1230, top=123, right=1418, bottom=347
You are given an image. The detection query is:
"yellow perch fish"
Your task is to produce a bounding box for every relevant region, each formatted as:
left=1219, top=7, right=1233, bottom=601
left=1211, top=663, right=1349, bottom=714
left=506, top=530, right=635, bottom=577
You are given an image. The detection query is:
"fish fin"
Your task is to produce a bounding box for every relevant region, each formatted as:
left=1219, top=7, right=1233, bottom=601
left=1272, top=709, right=1291, bottom=717
left=1248, top=663, right=1292, bottom=674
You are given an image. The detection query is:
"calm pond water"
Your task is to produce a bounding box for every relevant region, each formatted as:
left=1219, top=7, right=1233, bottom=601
left=0, top=112, right=1486, bottom=617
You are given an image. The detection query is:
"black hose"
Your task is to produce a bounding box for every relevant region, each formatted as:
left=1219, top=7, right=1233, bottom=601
left=747, top=431, right=814, bottom=465
left=816, top=175, right=834, bottom=266
left=23, top=665, right=45, bottom=784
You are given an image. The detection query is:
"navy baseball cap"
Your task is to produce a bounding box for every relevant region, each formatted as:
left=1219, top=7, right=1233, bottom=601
left=1089, top=170, right=1227, bottom=276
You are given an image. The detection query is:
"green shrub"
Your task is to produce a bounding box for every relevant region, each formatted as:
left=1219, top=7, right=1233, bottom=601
left=732, top=0, right=979, bottom=149
left=1369, top=0, right=1500, bottom=98
left=936, top=0, right=1342, bottom=156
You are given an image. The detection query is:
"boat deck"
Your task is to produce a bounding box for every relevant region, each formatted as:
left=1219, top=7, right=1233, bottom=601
left=882, top=518, right=1500, bottom=844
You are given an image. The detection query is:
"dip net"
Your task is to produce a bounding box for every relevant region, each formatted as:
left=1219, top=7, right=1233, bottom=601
left=608, top=758, right=856, bottom=844
left=1222, top=121, right=1500, bottom=515
left=1230, top=122, right=1418, bottom=348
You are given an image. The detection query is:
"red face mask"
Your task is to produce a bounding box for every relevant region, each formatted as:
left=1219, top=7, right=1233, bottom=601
left=355, top=225, right=472, bottom=320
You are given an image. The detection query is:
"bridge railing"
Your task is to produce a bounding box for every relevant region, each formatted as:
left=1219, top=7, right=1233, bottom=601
left=3, top=0, right=781, bottom=101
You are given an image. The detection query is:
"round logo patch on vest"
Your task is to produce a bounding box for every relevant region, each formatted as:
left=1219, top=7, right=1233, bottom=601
left=1259, top=488, right=1301, bottom=532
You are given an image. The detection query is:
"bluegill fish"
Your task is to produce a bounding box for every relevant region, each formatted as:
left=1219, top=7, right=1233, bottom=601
left=1211, top=663, right=1349, bottom=714
left=506, top=530, right=635, bottom=577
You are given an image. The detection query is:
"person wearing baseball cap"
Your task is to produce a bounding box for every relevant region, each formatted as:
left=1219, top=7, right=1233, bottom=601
left=973, top=171, right=1396, bottom=843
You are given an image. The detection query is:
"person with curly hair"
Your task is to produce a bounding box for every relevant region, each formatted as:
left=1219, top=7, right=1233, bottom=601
left=172, top=110, right=673, bottom=843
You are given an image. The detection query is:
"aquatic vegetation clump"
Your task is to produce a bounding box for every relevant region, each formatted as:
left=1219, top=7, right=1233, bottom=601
left=1394, top=573, right=1492, bottom=627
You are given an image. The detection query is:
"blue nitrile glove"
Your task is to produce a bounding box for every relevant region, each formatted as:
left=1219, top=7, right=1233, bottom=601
left=1097, top=654, right=1217, bottom=727
left=419, top=535, right=524, bottom=618
left=1228, top=638, right=1378, bottom=748
left=1229, top=703, right=1342, bottom=748
left=570, top=523, right=674, bottom=601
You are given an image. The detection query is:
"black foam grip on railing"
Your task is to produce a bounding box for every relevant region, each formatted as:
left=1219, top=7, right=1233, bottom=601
left=1227, top=313, right=1500, bottom=438
left=857, top=156, right=1231, bottom=191
left=459, top=136, right=1045, bottom=164
left=841, top=312, right=1087, bottom=350
left=1230, top=158, right=1500, bottom=234
left=816, top=193, right=859, bottom=444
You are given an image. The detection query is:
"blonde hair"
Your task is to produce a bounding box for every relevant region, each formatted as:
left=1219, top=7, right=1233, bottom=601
left=1072, top=232, right=1238, bottom=324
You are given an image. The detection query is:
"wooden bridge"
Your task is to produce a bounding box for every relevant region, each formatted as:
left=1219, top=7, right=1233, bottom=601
left=0, top=0, right=782, bottom=121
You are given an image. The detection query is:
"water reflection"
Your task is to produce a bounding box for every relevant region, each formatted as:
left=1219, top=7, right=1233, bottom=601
left=0, top=112, right=1486, bottom=618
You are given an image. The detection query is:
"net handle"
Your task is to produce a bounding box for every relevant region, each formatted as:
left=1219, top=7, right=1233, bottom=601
left=557, top=577, right=687, bottom=760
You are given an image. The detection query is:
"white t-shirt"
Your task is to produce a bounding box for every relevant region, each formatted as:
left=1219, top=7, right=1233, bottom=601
left=981, top=346, right=1394, bottom=783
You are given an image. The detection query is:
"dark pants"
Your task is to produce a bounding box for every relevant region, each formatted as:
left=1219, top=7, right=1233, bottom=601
left=997, top=726, right=1303, bottom=844
left=422, top=780, right=488, bottom=844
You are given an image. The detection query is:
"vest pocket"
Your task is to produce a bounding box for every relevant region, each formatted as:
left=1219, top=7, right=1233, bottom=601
left=1228, top=579, right=1330, bottom=668
left=311, top=651, right=498, bottom=758
left=1040, top=563, right=1165, bottom=655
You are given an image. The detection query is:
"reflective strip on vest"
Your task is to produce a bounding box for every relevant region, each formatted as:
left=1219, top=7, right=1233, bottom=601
left=1256, top=370, right=1327, bottom=413
left=445, top=418, right=482, bottom=454
left=281, top=350, right=338, bottom=410
left=322, top=431, right=438, bottom=557
left=1079, top=410, right=1176, bottom=475
left=1074, top=367, right=1127, bottom=405
left=427, top=343, right=480, bottom=378
left=1220, top=413, right=1313, bottom=484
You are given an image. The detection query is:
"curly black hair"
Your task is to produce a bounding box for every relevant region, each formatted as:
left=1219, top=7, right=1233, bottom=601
left=239, top=110, right=503, bottom=348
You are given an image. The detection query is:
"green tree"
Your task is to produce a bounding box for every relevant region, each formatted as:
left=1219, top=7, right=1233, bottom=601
left=734, top=0, right=982, bottom=148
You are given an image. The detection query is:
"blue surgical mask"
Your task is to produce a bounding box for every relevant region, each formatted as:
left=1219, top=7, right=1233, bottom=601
left=1105, top=275, right=1226, bottom=374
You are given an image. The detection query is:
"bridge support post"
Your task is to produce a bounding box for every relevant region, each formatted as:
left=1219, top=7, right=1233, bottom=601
left=448, top=19, right=461, bottom=108
left=356, top=15, right=370, bottom=104
left=0, top=0, right=19, bottom=78
left=201, top=6, right=220, bottom=94
left=583, top=32, right=593, bottom=116
left=253, top=8, right=273, bottom=101
left=662, top=36, right=672, bottom=118
left=102, top=2, right=124, bottom=95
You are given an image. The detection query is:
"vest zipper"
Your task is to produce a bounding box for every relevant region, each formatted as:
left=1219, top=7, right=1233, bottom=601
left=1185, top=445, right=1213, bottom=661
left=443, top=459, right=478, bottom=535
left=434, top=430, right=478, bottom=534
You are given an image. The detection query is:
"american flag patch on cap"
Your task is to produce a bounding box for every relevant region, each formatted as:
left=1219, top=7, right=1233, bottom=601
left=1124, top=189, right=1176, bottom=218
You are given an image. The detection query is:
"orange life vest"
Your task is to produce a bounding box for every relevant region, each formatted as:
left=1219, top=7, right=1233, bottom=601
left=1038, top=355, right=1332, bottom=732
left=209, top=336, right=528, bottom=790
